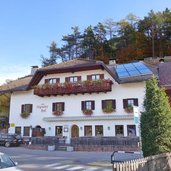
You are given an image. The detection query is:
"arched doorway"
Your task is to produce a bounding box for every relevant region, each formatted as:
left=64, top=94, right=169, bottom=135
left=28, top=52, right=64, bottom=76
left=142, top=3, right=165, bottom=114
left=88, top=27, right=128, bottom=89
left=71, top=125, right=79, bottom=138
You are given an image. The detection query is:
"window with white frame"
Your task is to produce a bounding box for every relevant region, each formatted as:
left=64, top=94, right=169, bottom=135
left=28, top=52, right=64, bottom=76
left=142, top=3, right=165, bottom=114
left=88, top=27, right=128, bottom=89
left=23, top=126, right=30, bottom=136
left=15, top=127, right=21, bottom=135
left=69, top=76, right=78, bottom=83
left=95, top=125, right=103, bottom=136
left=92, top=74, right=100, bottom=80
left=127, top=99, right=134, bottom=106
left=45, top=78, right=60, bottom=84
left=123, top=98, right=138, bottom=109
left=85, top=101, right=92, bottom=110
left=127, top=125, right=136, bottom=136
left=21, top=104, right=32, bottom=114
left=84, top=126, right=92, bottom=136
left=52, top=102, right=64, bottom=112
left=115, top=125, right=124, bottom=136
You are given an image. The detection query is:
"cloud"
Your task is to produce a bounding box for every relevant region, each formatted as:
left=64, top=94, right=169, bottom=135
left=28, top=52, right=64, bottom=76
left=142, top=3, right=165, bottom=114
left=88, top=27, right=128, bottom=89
left=0, top=64, right=31, bottom=85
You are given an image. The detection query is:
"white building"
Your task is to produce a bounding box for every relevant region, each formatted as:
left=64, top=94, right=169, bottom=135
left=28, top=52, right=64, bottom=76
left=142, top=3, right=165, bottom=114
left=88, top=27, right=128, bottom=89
left=0, top=59, right=153, bottom=144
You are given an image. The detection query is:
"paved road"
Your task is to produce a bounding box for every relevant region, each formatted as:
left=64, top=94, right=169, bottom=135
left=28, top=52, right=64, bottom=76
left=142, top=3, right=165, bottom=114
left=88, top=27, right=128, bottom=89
left=0, top=147, right=142, bottom=171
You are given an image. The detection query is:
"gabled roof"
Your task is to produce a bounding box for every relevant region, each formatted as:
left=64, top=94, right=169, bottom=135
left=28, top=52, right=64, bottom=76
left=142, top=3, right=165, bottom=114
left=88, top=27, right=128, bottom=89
left=0, top=59, right=154, bottom=94
left=0, top=75, right=32, bottom=94
left=158, top=62, right=171, bottom=87
left=27, top=59, right=116, bottom=89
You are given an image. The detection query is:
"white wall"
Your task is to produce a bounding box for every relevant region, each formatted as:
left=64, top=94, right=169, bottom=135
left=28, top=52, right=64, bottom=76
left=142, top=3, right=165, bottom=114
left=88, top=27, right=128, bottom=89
left=9, top=69, right=145, bottom=141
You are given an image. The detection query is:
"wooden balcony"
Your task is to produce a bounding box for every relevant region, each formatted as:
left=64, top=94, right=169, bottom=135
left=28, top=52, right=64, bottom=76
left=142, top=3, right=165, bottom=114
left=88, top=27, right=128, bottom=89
left=34, top=79, right=113, bottom=97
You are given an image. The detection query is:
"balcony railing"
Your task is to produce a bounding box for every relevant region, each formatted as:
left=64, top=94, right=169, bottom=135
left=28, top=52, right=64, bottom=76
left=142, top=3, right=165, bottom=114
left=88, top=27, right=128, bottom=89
left=34, top=79, right=113, bottom=96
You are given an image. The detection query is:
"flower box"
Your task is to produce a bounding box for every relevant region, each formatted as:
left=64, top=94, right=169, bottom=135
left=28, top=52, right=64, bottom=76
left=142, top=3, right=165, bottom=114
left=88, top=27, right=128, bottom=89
left=20, top=112, right=30, bottom=119
left=34, top=79, right=113, bottom=96
left=103, top=108, right=115, bottom=113
left=82, top=109, right=93, bottom=115
left=125, top=105, right=133, bottom=113
left=53, top=111, right=63, bottom=116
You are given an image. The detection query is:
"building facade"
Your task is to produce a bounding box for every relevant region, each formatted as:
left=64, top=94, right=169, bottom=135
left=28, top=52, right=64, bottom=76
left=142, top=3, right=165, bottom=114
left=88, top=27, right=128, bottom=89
left=0, top=59, right=153, bottom=144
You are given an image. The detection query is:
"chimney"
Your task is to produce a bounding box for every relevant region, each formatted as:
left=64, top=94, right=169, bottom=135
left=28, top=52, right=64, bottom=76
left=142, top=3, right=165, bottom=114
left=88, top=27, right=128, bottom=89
left=109, top=59, right=116, bottom=65
left=31, top=66, right=38, bottom=75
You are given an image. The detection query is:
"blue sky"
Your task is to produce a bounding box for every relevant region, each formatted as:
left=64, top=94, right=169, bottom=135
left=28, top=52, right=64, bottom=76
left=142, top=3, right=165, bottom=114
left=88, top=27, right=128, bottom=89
left=0, top=0, right=170, bottom=84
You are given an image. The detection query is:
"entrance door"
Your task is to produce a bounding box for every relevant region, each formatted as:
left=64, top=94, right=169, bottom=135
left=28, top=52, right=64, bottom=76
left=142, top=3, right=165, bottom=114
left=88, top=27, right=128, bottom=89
left=71, top=125, right=79, bottom=138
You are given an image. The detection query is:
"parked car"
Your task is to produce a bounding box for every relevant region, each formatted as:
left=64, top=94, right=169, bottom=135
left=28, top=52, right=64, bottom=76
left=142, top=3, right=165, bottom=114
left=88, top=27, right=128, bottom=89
left=0, top=152, right=22, bottom=170
left=0, top=133, right=22, bottom=147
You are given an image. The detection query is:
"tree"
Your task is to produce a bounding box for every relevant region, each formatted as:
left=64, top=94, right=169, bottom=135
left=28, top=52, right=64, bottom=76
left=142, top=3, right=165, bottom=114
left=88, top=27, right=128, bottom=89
left=104, top=18, right=117, bottom=39
left=141, top=77, right=171, bottom=157
left=41, top=8, right=171, bottom=65
left=41, top=41, right=58, bottom=67
left=0, top=94, right=10, bottom=115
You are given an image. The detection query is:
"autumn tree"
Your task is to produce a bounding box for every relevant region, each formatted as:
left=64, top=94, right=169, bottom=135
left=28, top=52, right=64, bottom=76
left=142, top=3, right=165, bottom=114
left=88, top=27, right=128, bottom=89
left=41, top=8, right=171, bottom=66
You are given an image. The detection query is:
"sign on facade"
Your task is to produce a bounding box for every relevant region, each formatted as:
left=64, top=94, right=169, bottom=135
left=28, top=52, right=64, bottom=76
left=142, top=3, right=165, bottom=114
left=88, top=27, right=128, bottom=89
left=37, top=103, right=48, bottom=112
left=133, top=106, right=139, bottom=124
left=10, top=123, right=15, bottom=127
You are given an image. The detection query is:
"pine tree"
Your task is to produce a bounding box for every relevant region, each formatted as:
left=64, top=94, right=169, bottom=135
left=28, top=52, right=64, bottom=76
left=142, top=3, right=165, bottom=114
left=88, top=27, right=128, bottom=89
left=141, top=77, right=171, bottom=157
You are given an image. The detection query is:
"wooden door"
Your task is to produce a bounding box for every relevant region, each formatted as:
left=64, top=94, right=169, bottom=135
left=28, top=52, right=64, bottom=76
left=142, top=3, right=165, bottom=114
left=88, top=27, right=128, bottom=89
left=71, top=125, right=79, bottom=138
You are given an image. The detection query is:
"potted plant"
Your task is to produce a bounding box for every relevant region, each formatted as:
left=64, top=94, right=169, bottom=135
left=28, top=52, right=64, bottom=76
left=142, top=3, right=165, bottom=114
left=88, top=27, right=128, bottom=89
left=47, top=142, right=55, bottom=151
left=125, top=104, right=133, bottom=113
left=83, top=109, right=93, bottom=115
left=20, top=112, right=30, bottom=119
left=53, top=110, right=63, bottom=116
left=103, top=102, right=115, bottom=113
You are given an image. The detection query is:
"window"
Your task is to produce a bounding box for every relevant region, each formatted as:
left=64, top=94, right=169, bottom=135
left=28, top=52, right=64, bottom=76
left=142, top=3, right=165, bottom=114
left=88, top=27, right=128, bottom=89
left=115, top=125, right=124, bottom=136
left=69, top=77, right=78, bottom=83
left=95, top=125, right=103, bottom=136
left=81, top=101, right=95, bottom=110
left=52, top=102, right=65, bottom=112
left=84, top=126, right=92, bottom=136
left=87, top=74, right=104, bottom=81
left=92, top=74, right=100, bottom=80
left=123, top=98, right=138, bottom=108
left=127, top=125, right=136, bottom=136
left=21, top=104, right=33, bottom=113
left=23, top=127, right=30, bottom=136
left=15, top=127, right=21, bottom=135
left=102, top=99, right=116, bottom=112
left=45, top=78, right=60, bottom=84
left=65, top=76, right=81, bottom=83
left=128, top=99, right=134, bottom=106
left=55, top=126, right=63, bottom=137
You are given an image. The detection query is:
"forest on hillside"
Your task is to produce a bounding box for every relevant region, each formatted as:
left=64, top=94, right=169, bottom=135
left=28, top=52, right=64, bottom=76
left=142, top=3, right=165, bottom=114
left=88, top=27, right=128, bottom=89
left=41, top=8, right=171, bottom=66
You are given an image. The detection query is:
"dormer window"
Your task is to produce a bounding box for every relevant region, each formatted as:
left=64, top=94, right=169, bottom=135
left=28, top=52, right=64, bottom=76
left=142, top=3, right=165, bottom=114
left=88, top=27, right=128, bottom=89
left=45, top=78, right=60, bottom=84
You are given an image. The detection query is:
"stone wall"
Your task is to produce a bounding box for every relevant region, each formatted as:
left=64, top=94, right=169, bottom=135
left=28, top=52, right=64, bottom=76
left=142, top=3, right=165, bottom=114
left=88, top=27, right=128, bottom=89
left=112, top=152, right=171, bottom=171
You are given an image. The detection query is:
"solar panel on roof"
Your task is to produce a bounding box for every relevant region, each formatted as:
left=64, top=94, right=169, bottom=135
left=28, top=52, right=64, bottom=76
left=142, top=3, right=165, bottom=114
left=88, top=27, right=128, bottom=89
left=139, top=68, right=152, bottom=74
left=128, top=70, right=140, bottom=75
left=126, top=67, right=138, bottom=72
left=117, top=71, right=130, bottom=78
left=116, top=62, right=152, bottom=79
left=124, top=63, right=134, bottom=68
